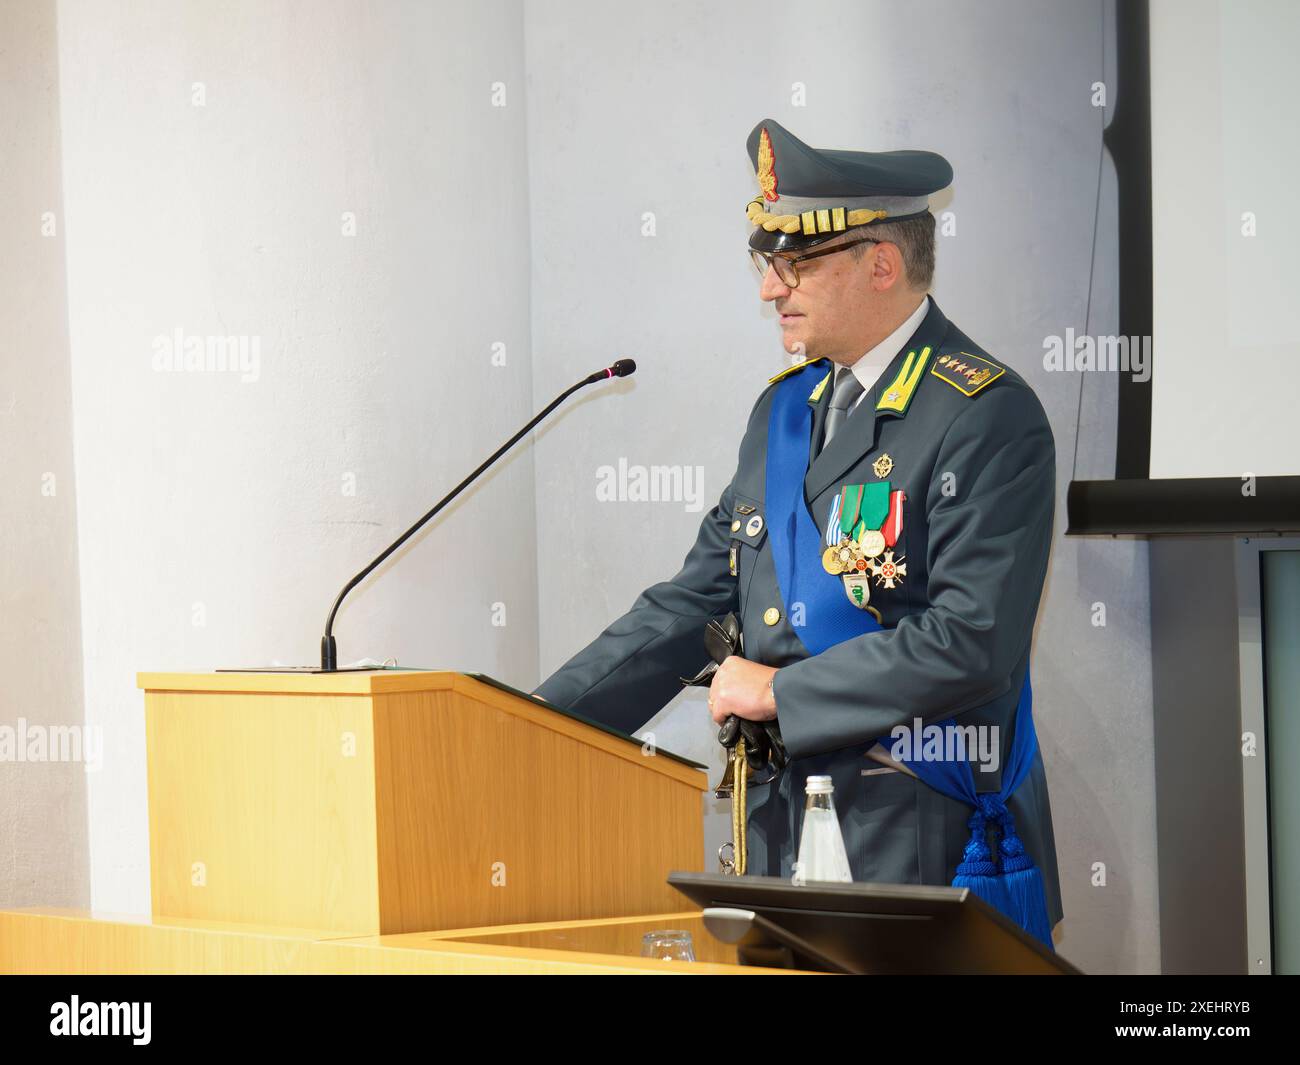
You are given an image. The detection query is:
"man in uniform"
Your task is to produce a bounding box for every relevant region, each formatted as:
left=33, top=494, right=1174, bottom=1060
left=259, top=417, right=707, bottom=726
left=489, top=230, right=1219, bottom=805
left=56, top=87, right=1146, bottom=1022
left=533, top=119, right=1063, bottom=939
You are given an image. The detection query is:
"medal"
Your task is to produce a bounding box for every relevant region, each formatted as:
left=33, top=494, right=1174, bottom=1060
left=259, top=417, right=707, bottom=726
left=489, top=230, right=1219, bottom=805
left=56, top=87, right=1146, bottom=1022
left=824, top=492, right=844, bottom=547
left=846, top=482, right=889, bottom=540
left=842, top=572, right=871, bottom=609
left=842, top=486, right=863, bottom=546
left=822, top=536, right=860, bottom=575
left=821, top=481, right=906, bottom=598
left=823, top=481, right=890, bottom=556
left=872, top=550, right=907, bottom=589
left=882, top=489, right=905, bottom=547
left=857, top=528, right=886, bottom=558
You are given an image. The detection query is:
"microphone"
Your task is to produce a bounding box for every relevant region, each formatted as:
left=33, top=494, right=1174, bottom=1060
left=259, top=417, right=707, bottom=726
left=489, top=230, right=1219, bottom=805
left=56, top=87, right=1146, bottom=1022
left=320, top=360, right=636, bottom=671
left=582, top=358, right=636, bottom=384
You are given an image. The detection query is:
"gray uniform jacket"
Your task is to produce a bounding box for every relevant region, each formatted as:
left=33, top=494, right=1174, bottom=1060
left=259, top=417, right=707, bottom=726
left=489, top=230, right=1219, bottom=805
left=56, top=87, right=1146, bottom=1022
left=534, top=297, right=1062, bottom=929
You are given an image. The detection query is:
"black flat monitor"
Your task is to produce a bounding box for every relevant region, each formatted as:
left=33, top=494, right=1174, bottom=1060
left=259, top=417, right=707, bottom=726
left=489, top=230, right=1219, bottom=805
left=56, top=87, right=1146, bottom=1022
left=668, top=871, right=1080, bottom=975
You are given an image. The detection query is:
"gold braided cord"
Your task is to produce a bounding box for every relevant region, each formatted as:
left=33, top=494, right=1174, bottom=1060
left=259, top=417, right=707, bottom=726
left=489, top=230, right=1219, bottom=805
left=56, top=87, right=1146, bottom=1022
left=730, top=738, right=747, bottom=876
left=746, top=197, right=887, bottom=234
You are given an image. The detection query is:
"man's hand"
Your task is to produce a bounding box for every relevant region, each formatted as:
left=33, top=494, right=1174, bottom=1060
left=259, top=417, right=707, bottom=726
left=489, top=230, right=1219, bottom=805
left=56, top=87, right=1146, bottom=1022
left=708, top=656, right=778, bottom=725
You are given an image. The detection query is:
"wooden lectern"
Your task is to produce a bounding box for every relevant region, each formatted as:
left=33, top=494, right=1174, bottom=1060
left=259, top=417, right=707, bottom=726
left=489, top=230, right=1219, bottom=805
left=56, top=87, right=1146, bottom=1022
left=137, top=670, right=707, bottom=936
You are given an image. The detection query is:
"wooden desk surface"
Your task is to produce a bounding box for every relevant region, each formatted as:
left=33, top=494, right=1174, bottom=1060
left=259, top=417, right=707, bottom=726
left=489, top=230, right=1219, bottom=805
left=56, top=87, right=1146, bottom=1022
left=0, top=907, right=815, bottom=975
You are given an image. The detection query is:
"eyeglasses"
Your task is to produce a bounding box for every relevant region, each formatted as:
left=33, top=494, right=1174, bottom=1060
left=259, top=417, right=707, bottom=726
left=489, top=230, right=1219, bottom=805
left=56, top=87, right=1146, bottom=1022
left=750, top=234, right=879, bottom=288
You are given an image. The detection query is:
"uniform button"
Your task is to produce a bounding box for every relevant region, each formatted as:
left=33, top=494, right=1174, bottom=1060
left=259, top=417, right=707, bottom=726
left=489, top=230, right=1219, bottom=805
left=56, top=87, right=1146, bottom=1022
left=730, top=519, right=741, bottom=532
left=763, top=607, right=781, bottom=626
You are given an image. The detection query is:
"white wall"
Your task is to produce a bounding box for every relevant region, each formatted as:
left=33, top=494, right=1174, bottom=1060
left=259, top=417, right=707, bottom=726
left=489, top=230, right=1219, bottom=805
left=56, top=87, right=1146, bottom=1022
left=1148, top=0, right=1300, bottom=479
left=526, top=0, right=1157, bottom=973
left=0, top=0, right=91, bottom=913
left=55, top=0, right=536, bottom=915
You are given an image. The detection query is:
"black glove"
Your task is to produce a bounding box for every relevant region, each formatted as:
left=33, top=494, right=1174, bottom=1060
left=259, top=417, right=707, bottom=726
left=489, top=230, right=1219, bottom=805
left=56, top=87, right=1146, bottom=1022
left=679, top=612, right=787, bottom=776
left=679, top=613, right=741, bottom=688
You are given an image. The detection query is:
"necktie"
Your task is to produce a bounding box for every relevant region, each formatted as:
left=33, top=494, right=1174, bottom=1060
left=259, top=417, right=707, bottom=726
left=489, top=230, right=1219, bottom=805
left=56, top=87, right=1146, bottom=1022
left=819, top=367, right=865, bottom=454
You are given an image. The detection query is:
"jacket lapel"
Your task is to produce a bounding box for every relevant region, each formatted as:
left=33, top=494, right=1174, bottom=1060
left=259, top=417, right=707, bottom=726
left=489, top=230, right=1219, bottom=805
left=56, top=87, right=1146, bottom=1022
left=803, top=298, right=951, bottom=504
left=806, top=366, right=833, bottom=470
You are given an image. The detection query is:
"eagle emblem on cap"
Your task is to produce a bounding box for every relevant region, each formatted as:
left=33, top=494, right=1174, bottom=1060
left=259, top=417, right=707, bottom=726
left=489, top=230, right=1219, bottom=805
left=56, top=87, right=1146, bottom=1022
left=757, top=127, right=779, bottom=202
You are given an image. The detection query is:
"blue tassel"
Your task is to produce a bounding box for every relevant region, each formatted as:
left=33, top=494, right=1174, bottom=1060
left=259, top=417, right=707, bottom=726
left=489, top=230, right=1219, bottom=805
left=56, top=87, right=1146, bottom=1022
left=952, top=808, right=1013, bottom=915
left=995, top=807, right=1055, bottom=951
left=951, top=798, right=1054, bottom=951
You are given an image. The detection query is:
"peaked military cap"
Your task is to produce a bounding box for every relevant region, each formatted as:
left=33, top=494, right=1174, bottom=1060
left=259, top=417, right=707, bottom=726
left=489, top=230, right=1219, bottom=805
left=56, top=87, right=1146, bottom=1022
left=746, top=119, right=953, bottom=253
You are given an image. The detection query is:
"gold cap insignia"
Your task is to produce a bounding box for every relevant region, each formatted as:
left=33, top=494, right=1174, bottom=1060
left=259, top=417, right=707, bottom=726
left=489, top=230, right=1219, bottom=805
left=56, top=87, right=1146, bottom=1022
left=757, top=127, right=779, bottom=202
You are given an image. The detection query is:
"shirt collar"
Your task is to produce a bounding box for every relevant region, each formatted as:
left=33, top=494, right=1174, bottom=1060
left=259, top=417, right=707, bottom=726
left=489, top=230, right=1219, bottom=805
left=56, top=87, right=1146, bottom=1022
left=842, top=295, right=931, bottom=398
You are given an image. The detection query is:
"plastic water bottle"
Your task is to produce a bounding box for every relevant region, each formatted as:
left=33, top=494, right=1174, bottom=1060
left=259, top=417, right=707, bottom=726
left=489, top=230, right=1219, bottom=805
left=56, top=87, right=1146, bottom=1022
left=793, top=775, right=853, bottom=884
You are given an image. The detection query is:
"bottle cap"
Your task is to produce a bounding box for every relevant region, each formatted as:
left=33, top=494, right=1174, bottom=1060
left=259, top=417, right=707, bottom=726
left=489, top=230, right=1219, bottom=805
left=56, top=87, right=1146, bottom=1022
left=804, top=775, right=834, bottom=794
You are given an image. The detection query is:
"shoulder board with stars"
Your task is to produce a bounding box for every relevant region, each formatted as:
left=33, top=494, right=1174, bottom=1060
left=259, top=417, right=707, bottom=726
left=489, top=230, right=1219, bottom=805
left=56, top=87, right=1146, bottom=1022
left=767, top=355, right=828, bottom=385
left=929, top=351, right=1005, bottom=397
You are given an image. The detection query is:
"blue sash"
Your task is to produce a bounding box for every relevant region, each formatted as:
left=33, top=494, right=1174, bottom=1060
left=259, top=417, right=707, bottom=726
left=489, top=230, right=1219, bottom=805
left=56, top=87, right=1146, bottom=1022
left=764, top=366, right=1054, bottom=949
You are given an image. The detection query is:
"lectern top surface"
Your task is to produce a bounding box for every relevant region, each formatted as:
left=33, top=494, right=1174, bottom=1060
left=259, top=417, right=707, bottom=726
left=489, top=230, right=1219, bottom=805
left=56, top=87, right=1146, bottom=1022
left=137, top=669, right=710, bottom=776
